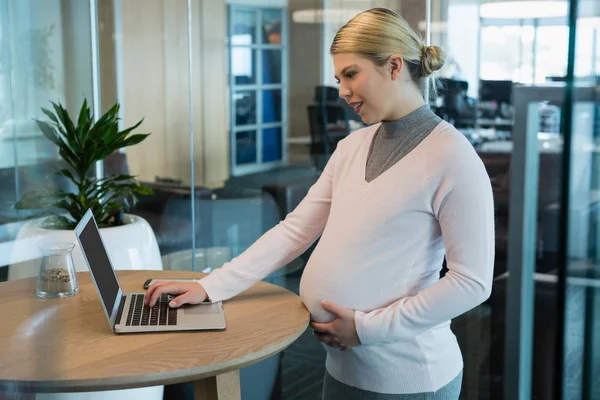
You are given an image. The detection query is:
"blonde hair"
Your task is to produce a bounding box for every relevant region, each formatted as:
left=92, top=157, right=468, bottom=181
left=330, top=8, right=445, bottom=99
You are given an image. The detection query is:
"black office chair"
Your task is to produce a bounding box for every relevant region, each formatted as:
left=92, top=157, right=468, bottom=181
left=313, top=85, right=363, bottom=122
left=306, top=103, right=350, bottom=170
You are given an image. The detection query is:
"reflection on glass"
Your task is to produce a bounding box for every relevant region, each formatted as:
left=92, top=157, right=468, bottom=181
left=262, top=9, right=282, bottom=45
left=232, top=9, right=256, bottom=44
left=262, top=49, right=282, bottom=84
left=232, top=47, right=256, bottom=85
left=234, top=90, right=256, bottom=126
left=262, top=89, right=281, bottom=124
left=235, top=130, right=257, bottom=165
left=262, top=127, right=282, bottom=163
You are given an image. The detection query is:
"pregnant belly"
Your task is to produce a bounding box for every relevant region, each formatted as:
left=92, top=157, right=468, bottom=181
left=299, top=261, right=369, bottom=323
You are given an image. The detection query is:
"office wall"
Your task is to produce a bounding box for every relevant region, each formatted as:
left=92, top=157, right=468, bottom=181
left=99, top=0, right=229, bottom=188
left=288, top=0, right=324, bottom=138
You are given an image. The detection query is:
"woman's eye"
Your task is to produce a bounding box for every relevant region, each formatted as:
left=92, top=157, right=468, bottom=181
left=335, top=71, right=356, bottom=84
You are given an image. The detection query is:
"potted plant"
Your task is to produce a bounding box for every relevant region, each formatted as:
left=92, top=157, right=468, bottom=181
left=8, top=99, right=164, bottom=281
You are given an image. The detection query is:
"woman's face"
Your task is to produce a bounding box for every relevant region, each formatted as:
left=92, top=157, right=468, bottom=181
left=333, top=53, right=395, bottom=124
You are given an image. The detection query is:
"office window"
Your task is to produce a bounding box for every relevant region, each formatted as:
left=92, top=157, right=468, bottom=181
left=480, top=18, right=599, bottom=84
left=480, top=25, right=534, bottom=82
left=229, top=5, right=287, bottom=176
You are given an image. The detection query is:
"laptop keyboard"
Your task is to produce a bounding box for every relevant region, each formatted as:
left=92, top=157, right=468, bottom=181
left=126, top=294, right=178, bottom=326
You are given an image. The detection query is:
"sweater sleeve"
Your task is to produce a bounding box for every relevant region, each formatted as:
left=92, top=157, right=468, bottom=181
left=197, top=151, right=337, bottom=302
left=353, top=136, right=495, bottom=345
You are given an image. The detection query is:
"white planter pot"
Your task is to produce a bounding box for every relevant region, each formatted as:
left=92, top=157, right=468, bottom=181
left=8, top=214, right=164, bottom=400
left=8, top=214, right=163, bottom=280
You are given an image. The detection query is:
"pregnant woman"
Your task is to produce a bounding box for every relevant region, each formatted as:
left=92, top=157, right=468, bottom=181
left=146, top=7, right=494, bottom=400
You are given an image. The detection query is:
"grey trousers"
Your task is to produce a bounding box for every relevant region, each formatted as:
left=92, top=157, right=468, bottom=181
left=322, top=370, right=463, bottom=400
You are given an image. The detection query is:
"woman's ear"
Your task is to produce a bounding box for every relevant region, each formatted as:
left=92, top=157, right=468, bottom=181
left=389, top=55, right=403, bottom=81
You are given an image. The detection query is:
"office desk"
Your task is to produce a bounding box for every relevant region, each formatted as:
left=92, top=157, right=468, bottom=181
left=0, top=270, right=309, bottom=399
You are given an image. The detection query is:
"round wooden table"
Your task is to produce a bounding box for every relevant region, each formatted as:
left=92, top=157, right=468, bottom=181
left=0, top=270, right=309, bottom=399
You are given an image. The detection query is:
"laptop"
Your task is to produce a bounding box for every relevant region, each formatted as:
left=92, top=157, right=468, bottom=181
left=75, top=209, right=227, bottom=333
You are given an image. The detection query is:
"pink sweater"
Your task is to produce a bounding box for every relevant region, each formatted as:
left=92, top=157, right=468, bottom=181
left=199, top=121, right=495, bottom=394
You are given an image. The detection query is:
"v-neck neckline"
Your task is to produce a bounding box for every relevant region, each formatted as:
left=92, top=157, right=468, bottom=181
left=360, top=125, right=407, bottom=189
left=360, top=127, right=391, bottom=190
left=359, top=121, right=444, bottom=190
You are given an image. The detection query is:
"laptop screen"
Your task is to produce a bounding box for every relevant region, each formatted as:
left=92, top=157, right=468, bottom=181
left=78, top=216, right=120, bottom=316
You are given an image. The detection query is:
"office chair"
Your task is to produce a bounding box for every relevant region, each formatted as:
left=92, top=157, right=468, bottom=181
left=313, top=85, right=363, bottom=122
left=306, top=103, right=350, bottom=170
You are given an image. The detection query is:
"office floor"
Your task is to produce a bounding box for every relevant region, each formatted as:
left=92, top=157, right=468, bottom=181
left=280, top=273, right=326, bottom=400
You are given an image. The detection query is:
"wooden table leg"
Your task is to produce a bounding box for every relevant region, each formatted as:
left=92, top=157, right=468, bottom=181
left=193, top=370, right=241, bottom=400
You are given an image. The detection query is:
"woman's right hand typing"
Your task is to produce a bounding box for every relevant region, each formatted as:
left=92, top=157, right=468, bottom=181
left=144, top=281, right=208, bottom=308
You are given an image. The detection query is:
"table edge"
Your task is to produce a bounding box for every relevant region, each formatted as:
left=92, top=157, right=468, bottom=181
left=0, top=321, right=309, bottom=393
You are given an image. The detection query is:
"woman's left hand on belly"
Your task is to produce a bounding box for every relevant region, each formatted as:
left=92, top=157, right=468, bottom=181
left=310, top=301, right=361, bottom=351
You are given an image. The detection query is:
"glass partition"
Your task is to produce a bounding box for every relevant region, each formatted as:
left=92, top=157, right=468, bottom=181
left=560, top=1, right=600, bottom=399
left=1, top=1, right=595, bottom=399
left=0, top=0, right=94, bottom=279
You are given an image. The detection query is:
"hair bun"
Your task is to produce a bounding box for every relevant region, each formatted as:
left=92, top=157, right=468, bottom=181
left=421, top=45, right=445, bottom=77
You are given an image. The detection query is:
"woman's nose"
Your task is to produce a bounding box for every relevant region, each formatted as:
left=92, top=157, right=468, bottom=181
left=339, top=86, right=351, bottom=101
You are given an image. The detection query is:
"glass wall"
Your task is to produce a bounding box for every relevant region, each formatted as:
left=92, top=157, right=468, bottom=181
left=0, top=0, right=94, bottom=278
left=430, top=0, right=586, bottom=399
left=561, top=0, right=600, bottom=399
left=1, top=0, right=596, bottom=399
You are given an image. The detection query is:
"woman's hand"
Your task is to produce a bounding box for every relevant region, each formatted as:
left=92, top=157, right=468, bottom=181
left=144, top=281, right=208, bottom=308
left=310, top=301, right=361, bottom=351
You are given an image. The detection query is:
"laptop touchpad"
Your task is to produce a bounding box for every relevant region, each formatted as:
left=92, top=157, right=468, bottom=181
left=183, top=304, right=220, bottom=315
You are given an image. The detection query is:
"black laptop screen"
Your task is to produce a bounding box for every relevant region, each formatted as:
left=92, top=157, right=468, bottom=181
left=79, top=219, right=120, bottom=316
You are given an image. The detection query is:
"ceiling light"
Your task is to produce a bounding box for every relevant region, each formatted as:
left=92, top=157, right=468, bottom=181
left=292, top=9, right=362, bottom=24
left=480, top=1, right=568, bottom=19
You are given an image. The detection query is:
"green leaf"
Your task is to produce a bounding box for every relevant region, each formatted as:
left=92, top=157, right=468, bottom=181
left=103, top=123, right=120, bottom=143
left=14, top=190, right=69, bottom=210
left=41, top=107, right=59, bottom=125
left=115, top=118, right=143, bottom=140
left=134, top=184, right=154, bottom=195
left=77, top=99, right=90, bottom=129
left=106, top=202, right=122, bottom=210
left=118, top=133, right=151, bottom=148
left=53, top=101, right=76, bottom=130
left=35, top=120, right=61, bottom=147
left=57, top=168, right=79, bottom=187
left=51, top=101, right=77, bottom=137
left=58, top=147, right=79, bottom=174
left=97, top=174, right=137, bottom=183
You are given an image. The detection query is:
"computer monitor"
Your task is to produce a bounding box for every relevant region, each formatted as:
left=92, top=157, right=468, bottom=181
left=479, top=80, right=513, bottom=105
